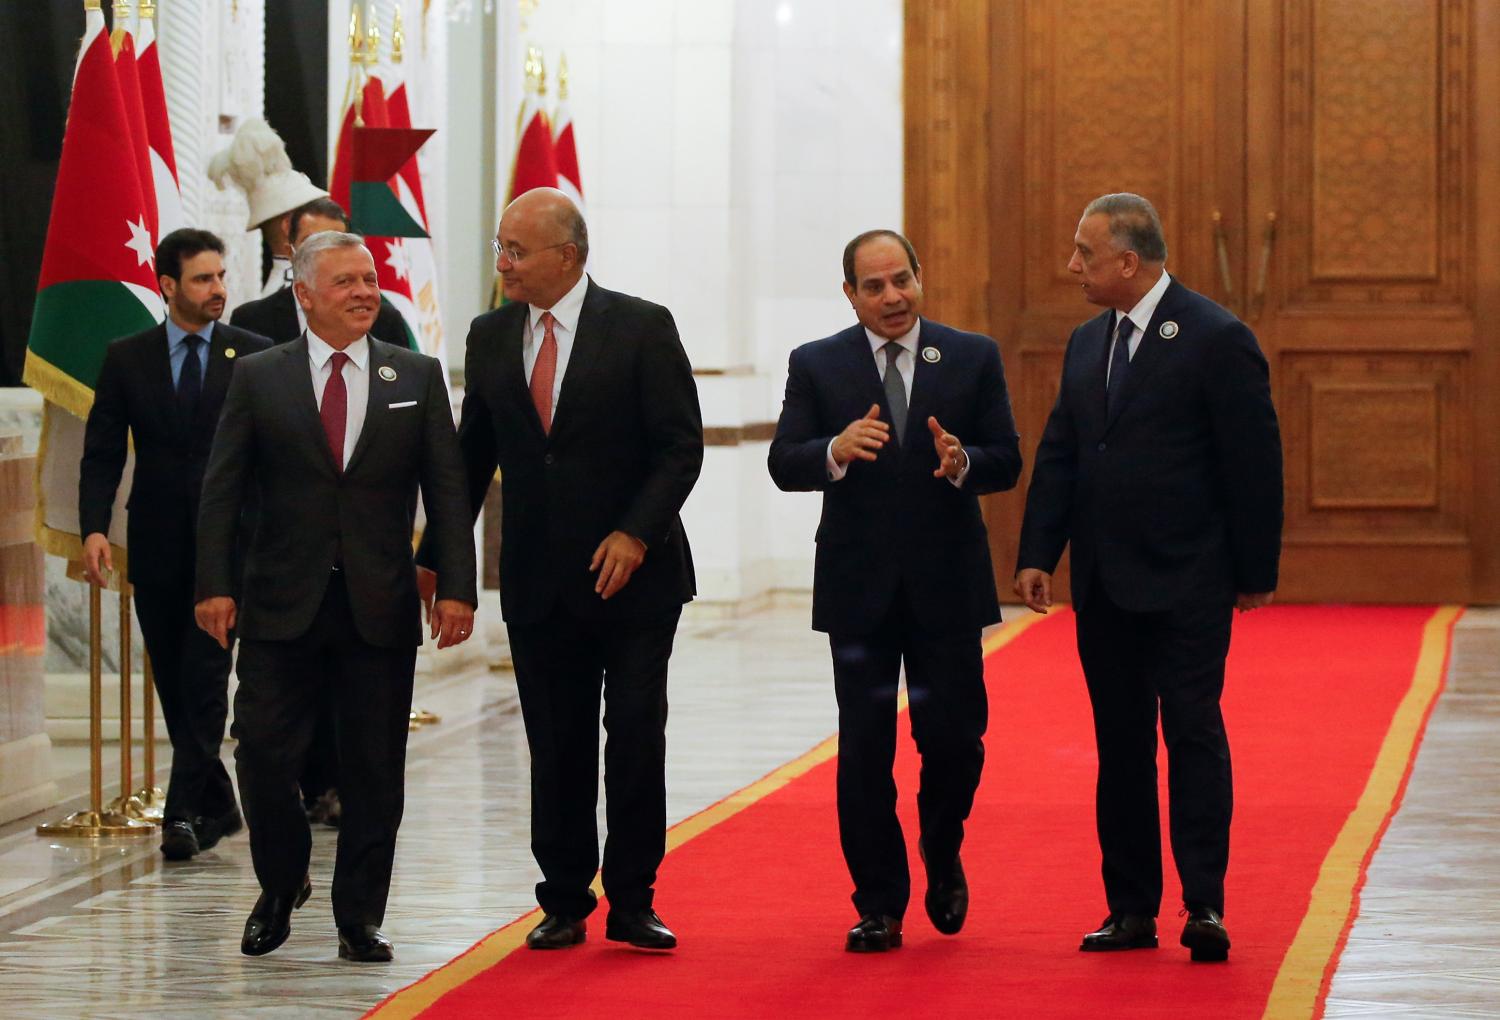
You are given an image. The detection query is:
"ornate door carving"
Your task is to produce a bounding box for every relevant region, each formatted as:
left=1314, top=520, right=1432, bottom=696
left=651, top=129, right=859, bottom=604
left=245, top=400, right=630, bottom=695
left=905, top=0, right=1500, bottom=602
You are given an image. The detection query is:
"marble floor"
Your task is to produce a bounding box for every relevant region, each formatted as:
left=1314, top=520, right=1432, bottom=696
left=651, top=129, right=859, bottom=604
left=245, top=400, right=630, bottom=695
left=0, top=599, right=1496, bottom=1018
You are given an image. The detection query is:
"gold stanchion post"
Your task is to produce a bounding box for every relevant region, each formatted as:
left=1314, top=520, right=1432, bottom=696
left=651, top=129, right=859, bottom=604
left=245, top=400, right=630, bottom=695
left=132, top=651, right=165, bottom=820
left=107, top=586, right=151, bottom=821
left=37, top=580, right=154, bottom=837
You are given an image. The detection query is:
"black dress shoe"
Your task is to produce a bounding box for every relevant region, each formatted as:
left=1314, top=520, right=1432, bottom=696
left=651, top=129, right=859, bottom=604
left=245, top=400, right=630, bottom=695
left=605, top=909, right=677, bottom=950
left=240, top=877, right=313, bottom=957
left=194, top=808, right=243, bottom=852
left=338, top=924, right=394, bottom=962
left=1080, top=914, right=1158, bottom=951
left=1180, top=906, right=1230, bottom=962
left=921, top=844, right=969, bottom=935
left=525, top=914, right=586, bottom=950
left=845, top=914, right=903, bottom=952
left=160, top=819, right=199, bottom=861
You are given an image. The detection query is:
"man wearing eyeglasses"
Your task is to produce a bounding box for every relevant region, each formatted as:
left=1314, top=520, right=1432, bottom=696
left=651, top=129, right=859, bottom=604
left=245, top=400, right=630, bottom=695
left=417, top=187, right=703, bottom=952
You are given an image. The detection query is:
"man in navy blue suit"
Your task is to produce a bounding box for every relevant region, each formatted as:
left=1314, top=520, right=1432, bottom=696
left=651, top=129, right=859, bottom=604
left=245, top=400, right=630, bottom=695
left=769, top=230, right=1022, bottom=952
left=1015, top=193, right=1283, bottom=963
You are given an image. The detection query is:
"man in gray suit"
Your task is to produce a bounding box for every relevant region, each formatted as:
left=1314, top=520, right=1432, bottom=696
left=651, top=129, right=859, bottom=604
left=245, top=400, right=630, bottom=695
left=195, top=232, right=476, bottom=962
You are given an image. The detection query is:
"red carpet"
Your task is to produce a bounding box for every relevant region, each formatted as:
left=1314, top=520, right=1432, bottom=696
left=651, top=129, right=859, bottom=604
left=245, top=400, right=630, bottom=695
left=371, top=605, right=1458, bottom=1019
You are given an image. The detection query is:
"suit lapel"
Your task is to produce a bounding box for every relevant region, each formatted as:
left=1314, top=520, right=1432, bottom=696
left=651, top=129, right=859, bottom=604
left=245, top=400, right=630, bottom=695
left=284, top=335, right=341, bottom=475
left=1104, top=278, right=1182, bottom=432
left=344, top=339, right=387, bottom=474
left=494, top=305, right=541, bottom=437
left=842, top=325, right=888, bottom=418
left=145, top=325, right=179, bottom=432
left=549, top=280, right=607, bottom=439
left=904, top=319, right=945, bottom=454
left=193, top=326, right=235, bottom=433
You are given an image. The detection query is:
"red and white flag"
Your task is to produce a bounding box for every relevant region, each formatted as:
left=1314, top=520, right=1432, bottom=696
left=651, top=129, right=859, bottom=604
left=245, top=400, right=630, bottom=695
left=136, top=12, right=183, bottom=237
left=552, top=94, right=584, bottom=212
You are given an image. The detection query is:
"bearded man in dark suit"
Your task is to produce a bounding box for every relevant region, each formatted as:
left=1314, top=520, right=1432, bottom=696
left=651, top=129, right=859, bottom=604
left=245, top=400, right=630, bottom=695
left=417, top=187, right=703, bottom=952
left=1015, top=193, right=1283, bottom=963
left=768, top=229, right=1022, bottom=952
left=196, top=231, right=476, bottom=962
left=80, top=227, right=270, bottom=861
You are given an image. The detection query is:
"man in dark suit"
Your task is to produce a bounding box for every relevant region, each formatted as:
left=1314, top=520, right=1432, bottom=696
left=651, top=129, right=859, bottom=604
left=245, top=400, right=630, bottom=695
left=1015, top=193, right=1283, bottom=963
left=195, top=231, right=477, bottom=962
left=230, top=196, right=398, bottom=829
left=417, top=187, right=702, bottom=952
left=768, top=230, right=1022, bottom=952
left=230, top=197, right=410, bottom=349
left=80, top=228, right=270, bottom=861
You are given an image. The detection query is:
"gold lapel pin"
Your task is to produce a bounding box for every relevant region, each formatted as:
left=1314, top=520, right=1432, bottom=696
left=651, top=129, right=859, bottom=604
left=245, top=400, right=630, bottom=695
left=224, top=348, right=236, bottom=358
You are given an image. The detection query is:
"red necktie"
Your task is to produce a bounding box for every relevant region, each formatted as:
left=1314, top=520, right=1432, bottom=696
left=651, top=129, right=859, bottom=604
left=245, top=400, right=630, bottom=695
left=531, top=311, right=558, bottom=433
left=321, top=351, right=349, bottom=470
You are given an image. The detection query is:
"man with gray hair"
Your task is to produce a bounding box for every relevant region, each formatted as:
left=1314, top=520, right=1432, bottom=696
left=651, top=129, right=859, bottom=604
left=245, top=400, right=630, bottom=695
left=1015, top=193, right=1283, bottom=962
left=196, top=231, right=477, bottom=962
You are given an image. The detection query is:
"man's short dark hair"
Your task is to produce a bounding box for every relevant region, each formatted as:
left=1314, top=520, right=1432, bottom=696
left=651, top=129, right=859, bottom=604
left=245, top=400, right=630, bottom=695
left=289, top=197, right=350, bottom=245
left=1082, top=193, right=1168, bottom=263
left=842, top=229, right=920, bottom=287
left=155, top=228, right=225, bottom=284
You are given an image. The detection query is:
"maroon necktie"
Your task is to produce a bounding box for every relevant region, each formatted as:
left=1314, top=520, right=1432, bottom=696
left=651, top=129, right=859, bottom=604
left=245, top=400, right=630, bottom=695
left=321, top=351, right=350, bottom=470
left=531, top=311, right=558, bottom=433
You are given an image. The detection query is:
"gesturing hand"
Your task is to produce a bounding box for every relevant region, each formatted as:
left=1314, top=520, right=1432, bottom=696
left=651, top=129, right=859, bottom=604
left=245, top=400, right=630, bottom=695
left=830, top=404, right=890, bottom=466
left=591, top=530, right=647, bottom=600
left=928, top=416, right=966, bottom=479
left=1013, top=569, right=1052, bottom=615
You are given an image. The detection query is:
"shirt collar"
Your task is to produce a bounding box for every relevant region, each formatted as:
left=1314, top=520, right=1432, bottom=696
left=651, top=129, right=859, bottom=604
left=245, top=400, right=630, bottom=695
left=1120, top=270, right=1172, bottom=335
left=863, top=317, right=922, bottom=356
left=165, top=318, right=215, bottom=349
left=306, top=328, right=369, bottom=370
left=528, top=272, right=590, bottom=337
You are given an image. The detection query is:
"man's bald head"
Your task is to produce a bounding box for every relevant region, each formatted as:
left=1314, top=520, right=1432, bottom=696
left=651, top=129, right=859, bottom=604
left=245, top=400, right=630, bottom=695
left=494, top=187, right=589, bottom=308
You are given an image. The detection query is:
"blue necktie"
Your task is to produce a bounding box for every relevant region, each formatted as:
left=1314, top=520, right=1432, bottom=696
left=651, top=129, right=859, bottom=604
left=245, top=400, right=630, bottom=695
left=1107, top=316, right=1133, bottom=417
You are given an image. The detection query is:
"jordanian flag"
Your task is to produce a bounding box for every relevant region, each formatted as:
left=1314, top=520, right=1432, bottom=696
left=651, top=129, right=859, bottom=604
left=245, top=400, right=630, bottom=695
left=24, top=3, right=163, bottom=562
left=25, top=3, right=162, bottom=419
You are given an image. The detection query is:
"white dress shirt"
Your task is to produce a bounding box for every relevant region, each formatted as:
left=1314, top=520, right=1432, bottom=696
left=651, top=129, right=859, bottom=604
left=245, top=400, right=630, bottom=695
left=1108, top=270, right=1172, bottom=387
left=523, top=272, right=590, bottom=412
left=826, top=318, right=969, bottom=487
left=307, top=329, right=370, bottom=470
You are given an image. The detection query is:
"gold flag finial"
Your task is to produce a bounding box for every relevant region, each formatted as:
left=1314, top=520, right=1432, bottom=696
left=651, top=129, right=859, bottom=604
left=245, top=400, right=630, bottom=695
left=518, top=0, right=538, bottom=33
left=139, top=0, right=156, bottom=19
left=84, top=0, right=101, bottom=11
left=349, top=5, right=364, bottom=63
left=392, top=4, right=405, bottom=64
left=536, top=49, right=548, bottom=97
left=110, top=0, right=133, bottom=54
left=524, top=44, right=543, bottom=95
left=558, top=52, right=570, bottom=100
left=365, top=13, right=381, bottom=67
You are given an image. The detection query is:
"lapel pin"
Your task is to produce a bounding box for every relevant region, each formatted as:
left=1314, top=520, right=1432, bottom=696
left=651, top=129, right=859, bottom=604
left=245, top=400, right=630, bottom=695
left=224, top=348, right=236, bottom=359
left=378, top=365, right=398, bottom=382
left=921, top=346, right=941, bottom=364
left=1159, top=321, right=1179, bottom=339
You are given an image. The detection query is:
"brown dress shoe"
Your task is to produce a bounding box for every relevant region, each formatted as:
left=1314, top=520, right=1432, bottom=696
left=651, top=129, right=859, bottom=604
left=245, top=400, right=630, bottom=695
left=526, top=914, right=586, bottom=949
left=1080, top=913, right=1158, bottom=951
left=845, top=914, right=903, bottom=952
left=1180, top=906, right=1230, bottom=962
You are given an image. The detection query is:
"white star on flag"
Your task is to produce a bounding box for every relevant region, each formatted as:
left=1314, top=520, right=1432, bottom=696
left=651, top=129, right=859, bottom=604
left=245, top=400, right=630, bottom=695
left=125, top=216, right=154, bottom=267
left=384, top=238, right=412, bottom=282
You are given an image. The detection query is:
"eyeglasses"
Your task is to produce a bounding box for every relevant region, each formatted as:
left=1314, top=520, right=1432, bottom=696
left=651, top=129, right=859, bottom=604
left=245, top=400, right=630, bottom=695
left=491, top=239, right=570, bottom=263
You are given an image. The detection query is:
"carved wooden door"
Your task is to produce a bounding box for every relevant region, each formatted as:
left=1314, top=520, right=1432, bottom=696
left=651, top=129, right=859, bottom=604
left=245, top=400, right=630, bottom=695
left=905, top=0, right=1500, bottom=603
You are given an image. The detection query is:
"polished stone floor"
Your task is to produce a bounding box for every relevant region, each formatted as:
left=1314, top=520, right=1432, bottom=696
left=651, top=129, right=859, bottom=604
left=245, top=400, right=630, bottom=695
left=1, top=600, right=1496, bottom=1017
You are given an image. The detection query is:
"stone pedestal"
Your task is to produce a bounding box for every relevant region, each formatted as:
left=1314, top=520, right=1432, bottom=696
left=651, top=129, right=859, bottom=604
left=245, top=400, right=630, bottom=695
left=0, top=432, right=58, bottom=824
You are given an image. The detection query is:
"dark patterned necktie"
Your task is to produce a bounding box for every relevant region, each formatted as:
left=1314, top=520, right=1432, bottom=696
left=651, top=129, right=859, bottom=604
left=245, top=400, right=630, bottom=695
left=176, top=335, right=203, bottom=421
left=321, top=351, right=350, bottom=471
left=1107, top=316, right=1134, bottom=417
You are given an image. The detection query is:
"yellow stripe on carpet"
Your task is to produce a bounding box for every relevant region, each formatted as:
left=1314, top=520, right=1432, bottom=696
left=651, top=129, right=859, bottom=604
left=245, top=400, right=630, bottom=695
left=369, top=612, right=1045, bottom=1019
left=1261, top=604, right=1462, bottom=1019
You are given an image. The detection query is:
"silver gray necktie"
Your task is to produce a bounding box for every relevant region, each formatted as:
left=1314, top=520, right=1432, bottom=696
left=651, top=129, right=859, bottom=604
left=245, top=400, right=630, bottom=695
left=882, top=341, right=907, bottom=442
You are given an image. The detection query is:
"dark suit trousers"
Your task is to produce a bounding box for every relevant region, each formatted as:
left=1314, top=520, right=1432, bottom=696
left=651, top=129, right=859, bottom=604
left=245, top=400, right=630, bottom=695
left=829, top=586, right=988, bottom=920
left=232, top=572, right=416, bottom=927
left=132, top=578, right=236, bottom=824
left=507, top=606, right=680, bottom=920
left=1075, top=577, right=1234, bottom=917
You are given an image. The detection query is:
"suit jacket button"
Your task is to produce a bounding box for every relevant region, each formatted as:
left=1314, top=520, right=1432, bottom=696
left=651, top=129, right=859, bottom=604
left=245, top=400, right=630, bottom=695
left=544, top=453, right=555, bottom=465
left=1097, top=442, right=1106, bottom=452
